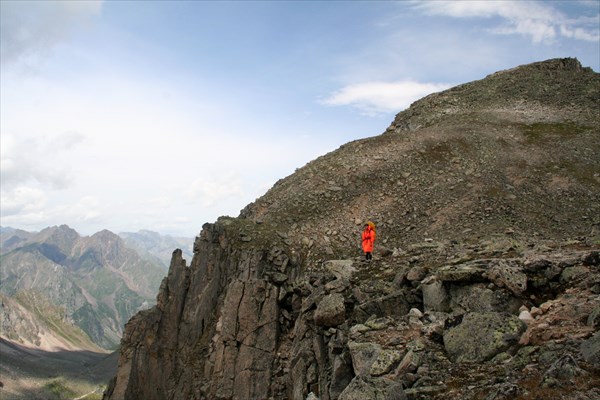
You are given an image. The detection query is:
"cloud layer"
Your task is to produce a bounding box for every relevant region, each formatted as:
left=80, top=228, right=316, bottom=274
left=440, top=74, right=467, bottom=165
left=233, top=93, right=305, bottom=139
left=0, top=0, right=102, bottom=65
left=1, top=131, right=84, bottom=190
left=321, top=81, right=452, bottom=115
left=411, top=0, right=599, bottom=43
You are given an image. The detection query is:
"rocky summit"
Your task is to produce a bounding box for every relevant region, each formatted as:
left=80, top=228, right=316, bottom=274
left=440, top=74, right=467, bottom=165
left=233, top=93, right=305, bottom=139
left=104, top=58, right=600, bottom=400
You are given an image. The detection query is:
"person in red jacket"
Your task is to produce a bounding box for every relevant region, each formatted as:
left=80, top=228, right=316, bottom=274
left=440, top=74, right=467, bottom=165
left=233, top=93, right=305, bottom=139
left=361, top=221, right=376, bottom=261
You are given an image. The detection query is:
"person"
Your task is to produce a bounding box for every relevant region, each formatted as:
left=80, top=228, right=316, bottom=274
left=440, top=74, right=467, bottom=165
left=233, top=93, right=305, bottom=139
left=361, top=221, right=376, bottom=261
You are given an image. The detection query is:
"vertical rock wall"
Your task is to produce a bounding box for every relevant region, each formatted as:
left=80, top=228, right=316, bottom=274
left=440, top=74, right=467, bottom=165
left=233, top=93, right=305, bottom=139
left=104, top=219, right=303, bottom=400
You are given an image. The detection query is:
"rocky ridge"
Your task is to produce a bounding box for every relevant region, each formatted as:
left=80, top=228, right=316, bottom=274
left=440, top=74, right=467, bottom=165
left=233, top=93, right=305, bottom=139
left=240, top=58, right=599, bottom=264
left=104, top=59, right=600, bottom=400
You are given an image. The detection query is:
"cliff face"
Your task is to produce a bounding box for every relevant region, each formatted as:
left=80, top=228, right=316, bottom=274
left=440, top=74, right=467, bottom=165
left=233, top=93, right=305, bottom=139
left=106, top=219, right=303, bottom=399
left=105, top=59, right=600, bottom=400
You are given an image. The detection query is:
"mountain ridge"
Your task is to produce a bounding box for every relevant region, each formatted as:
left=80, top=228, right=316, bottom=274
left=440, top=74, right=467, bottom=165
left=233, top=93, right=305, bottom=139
left=0, top=226, right=195, bottom=399
left=119, top=229, right=194, bottom=268
left=0, top=224, right=166, bottom=349
left=239, top=57, right=599, bottom=264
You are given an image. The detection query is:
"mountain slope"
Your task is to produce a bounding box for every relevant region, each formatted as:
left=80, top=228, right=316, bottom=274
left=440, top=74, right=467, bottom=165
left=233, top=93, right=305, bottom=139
left=105, top=58, right=600, bottom=400
left=1, top=227, right=34, bottom=255
left=240, top=58, right=599, bottom=262
left=0, top=292, right=102, bottom=352
left=0, top=225, right=166, bottom=349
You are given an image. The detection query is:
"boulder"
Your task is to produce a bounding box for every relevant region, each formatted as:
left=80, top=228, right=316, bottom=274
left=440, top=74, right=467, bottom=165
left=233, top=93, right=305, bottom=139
left=523, top=257, right=552, bottom=272
left=560, top=266, right=588, bottom=283
left=330, top=352, right=354, bottom=399
left=395, top=350, right=420, bottom=374
left=443, top=312, right=526, bottom=363
left=314, top=293, right=346, bottom=327
left=483, top=260, right=527, bottom=295
left=348, top=341, right=382, bottom=376
left=580, top=331, right=600, bottom=368
left=338, top=376, right=406, bottom=400
left=421, top=277, right=450, bottom=312
left=437, top=263, right=487, bottom=282
left=449, top=284, right=520, bottom=314
left=370, top=349, right=404, bottom=376
left=353, top=291, right=411, bottom=323
left=324, top=260, right=356, bottom=281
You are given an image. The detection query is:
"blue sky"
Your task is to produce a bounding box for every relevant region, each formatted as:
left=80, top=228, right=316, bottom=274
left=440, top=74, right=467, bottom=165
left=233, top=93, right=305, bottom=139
left=1, top=0, right=598, bottom=237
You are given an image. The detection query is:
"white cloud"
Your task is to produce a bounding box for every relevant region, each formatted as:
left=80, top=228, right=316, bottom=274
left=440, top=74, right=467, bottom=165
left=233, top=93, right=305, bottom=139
left=184, top=173, right=245, bottom=208
left=491, top=16, right=558, bottom=43
left=0, top=61, right=324, bottom=236
left=0, top=186, right=47, bottom=217
left=0, top=131, right=84, bottom=190
left=411, top=0, right=599, bottom=43
left=0, top=191, right=104, bottom=232
left=321, top=81, right=452, bottom=115
left=0, top=0, right=102, bottom=66
left=560, top=22, right=600, bottom=42
left=59, top=196, right=103, bottom=223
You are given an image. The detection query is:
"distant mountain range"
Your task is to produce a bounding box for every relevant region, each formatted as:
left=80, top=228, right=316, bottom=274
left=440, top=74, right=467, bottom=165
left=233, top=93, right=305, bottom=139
left=119, top=229, right=194, bottom=268
left=0, top=225, right=192, bottom=350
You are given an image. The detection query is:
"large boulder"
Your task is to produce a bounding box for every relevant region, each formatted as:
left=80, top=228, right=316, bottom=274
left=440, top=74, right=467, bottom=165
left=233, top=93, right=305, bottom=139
left=348, top=341, right=382, bottom=376
left=324, top=260, right=356, bottom=280
left=421, top=277, right=450, bottom=312
left=483, top=260, right=527, bottom=295
left=370, top=349, right=404, bottom=376
left=330, top=351, right=355, bottom=399
left=338, top=375, right=406, bottom=400
left=437, top=262, right=487, bottom=282
left=449, top=284, right=521, bottom=314
left=443, top=312, right=526, bottom=363
left=352, top=291, right=411, bottom=323
left=581, top=331, right=600, bottom=368
left=314, top=293, right=346, bottom=327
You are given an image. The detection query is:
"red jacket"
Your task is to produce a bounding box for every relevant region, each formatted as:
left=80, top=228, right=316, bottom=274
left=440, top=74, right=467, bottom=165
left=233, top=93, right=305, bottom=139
left=362, top=226, right=375, bottom=252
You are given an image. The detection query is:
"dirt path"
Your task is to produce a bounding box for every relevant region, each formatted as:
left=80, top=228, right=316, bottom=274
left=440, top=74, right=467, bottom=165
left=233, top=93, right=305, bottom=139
left=73, top=386, right=103, bottom=399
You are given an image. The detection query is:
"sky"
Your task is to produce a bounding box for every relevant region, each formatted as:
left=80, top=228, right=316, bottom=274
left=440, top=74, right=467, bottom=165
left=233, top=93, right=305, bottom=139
left=1, top=0, right=599, bottom=238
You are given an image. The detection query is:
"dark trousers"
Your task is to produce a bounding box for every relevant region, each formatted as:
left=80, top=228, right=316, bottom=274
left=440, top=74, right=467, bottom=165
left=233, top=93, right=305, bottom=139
left=365, top=252, right=372, bottom=260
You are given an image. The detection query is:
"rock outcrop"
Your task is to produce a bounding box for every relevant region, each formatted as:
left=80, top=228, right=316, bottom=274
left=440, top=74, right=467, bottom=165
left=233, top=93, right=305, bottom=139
left=105, top=59, right=600, bottom=399
left=105, top=219, right=304, bottom=399
left=105, top=219, right=600, bottom=399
